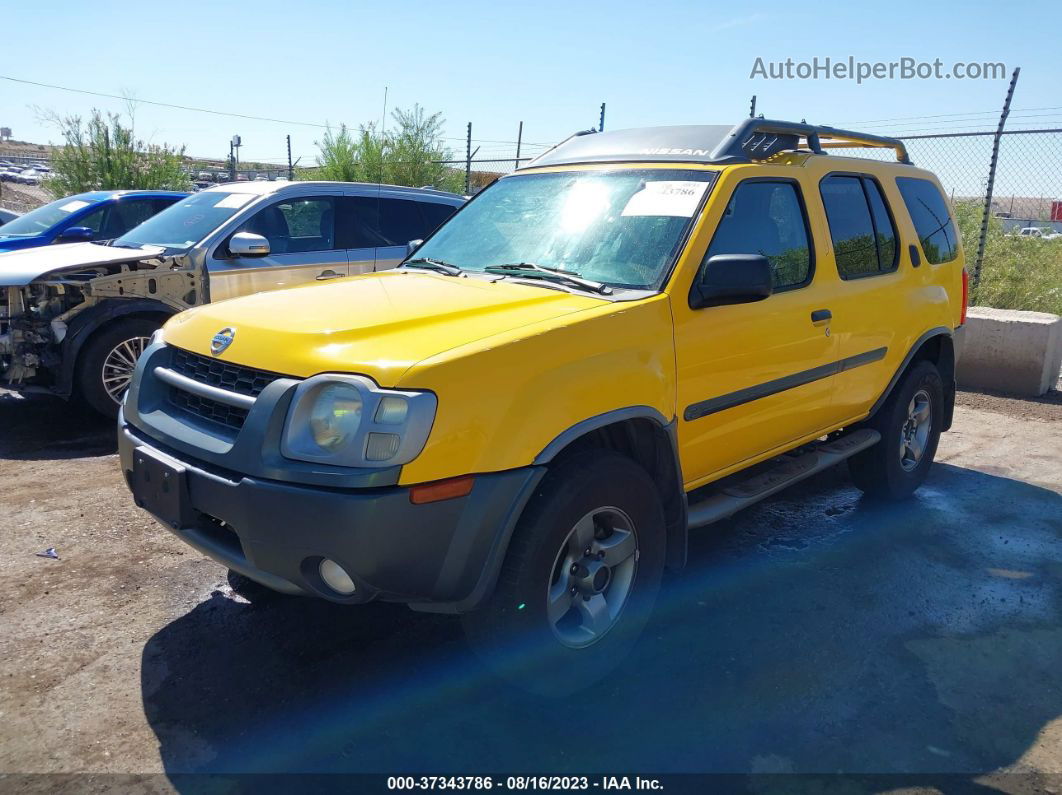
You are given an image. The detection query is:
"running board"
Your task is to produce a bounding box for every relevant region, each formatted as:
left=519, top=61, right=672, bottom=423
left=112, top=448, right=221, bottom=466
left=686, top=428, right=881, bottom=530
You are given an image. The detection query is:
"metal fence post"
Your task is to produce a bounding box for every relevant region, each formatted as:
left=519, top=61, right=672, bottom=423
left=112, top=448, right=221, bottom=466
left=974, top=66, right=1021, bottom=286
left=465, top=122, right=472, bottom=195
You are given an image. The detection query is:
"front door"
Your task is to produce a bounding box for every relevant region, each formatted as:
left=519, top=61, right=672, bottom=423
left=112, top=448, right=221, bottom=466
left=208, top=195, right=348, bottom=301
left=672, top=176, right=840, bottom=488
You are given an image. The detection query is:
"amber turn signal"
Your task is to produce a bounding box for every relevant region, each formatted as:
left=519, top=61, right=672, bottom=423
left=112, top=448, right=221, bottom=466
left=409, top=475, right=475, bottom=505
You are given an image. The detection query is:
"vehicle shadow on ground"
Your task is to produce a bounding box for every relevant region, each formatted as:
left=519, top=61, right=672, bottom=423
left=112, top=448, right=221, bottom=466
left=141, top=463, right=1062, bottom=786
left=0, top=392, right=115, bottom=460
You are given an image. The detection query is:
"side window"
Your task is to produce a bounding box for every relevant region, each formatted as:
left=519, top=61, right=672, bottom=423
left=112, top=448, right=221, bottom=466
left=896, top=177, right=958, bottom=264
left=106, top=199, right=158, bottom=237
left=703, top=180, right=812, bottom=290
left=75, top=206, right=108, bottom=238
left=236, top=197, right=336, bottom=254
left=376, top=198, right=427, bottom=246
left=820, top=175, right=897, bottom=279
left=341, top=196, right=390, bottom=249
left=417, top=201, right=457, bottom=234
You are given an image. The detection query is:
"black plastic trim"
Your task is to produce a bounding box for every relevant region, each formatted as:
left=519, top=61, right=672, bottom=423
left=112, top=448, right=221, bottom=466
left=867, top=327, right=952, bottom=418
left=684, top=347, right=887, bottom=422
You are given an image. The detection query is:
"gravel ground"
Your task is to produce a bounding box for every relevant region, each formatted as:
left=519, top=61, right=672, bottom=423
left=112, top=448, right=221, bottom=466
left=0, top=388, right=1060, bottom=789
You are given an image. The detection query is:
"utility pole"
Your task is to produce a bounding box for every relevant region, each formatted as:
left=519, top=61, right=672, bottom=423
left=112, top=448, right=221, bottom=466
left=230, top=134, right=241, bottom=181
left=514, top=121, right=523, bottom=171
left=381, top=86, right=389, bottom=135
left=287, top=135, right=293, bottom=181
left=599, top=102, right=606, bottom=132
left=974, top=66, right=1020, bottom=286
left=749, top=95, right=757, bottom=118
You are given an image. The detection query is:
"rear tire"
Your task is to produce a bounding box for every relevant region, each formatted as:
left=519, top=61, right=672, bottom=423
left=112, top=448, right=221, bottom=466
left=848, top=359, right=943, bottom=500
left=461, top=450, right=666, bottom=696
left=75, top=317, right=160, bottom=419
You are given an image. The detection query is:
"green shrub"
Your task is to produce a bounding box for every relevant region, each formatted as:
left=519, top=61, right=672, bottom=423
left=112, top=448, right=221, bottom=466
left=956, top=200, right=1062, bottom=315
left=46, top=109, right=190, bottom=196
left=308, top=105, right=463, bottom=194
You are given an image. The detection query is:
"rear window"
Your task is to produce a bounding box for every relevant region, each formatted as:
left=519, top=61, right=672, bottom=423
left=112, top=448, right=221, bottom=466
left=896, top=177, right=959, bottom=264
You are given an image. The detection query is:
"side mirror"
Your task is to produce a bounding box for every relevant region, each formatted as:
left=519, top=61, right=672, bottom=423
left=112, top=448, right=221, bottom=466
left=56, top=226, right=94, bottom=243
left=229, top=232, right=270, bottom=257
left=406, top=239, right=424, bottom=257
left=690, top=254, right=773, bottom=309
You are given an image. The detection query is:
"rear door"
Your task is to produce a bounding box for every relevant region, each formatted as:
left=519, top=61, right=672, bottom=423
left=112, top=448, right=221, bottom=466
left=208, top=193, right=348, bottom=301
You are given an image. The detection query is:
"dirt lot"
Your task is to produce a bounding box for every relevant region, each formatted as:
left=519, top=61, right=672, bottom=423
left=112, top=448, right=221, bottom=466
left=1, top=388, right=1060, bottom=788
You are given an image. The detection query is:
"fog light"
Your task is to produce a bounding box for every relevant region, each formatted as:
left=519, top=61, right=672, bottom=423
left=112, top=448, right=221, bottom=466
left=365, top=432, right=401, bottom=461
left=319, top=558, right=357, bottom=595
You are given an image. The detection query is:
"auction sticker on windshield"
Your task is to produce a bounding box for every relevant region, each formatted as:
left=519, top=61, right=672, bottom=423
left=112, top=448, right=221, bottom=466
left=214, top=193, right=255, bottom=209
left=621, top=180, right=709, bottom=217
left=59, top=200, right=91, bottom=213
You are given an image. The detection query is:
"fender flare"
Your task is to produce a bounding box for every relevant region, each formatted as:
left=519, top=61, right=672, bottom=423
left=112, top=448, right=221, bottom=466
left=535, top=406, right=688, bottom=570
left=56, top=298, right=177, bottom=398
left=868, top=326, right=955, bottom=423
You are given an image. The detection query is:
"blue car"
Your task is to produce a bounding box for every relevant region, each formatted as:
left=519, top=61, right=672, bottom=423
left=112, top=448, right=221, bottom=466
left=0, top=190, right=187, bottom=252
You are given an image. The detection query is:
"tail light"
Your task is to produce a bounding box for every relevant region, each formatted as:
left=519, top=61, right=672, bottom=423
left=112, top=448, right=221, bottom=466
left=960, top=268, right=969, bottom=326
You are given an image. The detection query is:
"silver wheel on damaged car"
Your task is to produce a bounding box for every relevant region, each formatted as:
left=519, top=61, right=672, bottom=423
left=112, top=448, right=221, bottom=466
left=899, top=389, right=932, bottom=472
left=547, top=506, right=638, bottom=649
left=101, top=336, right=150, bottom=403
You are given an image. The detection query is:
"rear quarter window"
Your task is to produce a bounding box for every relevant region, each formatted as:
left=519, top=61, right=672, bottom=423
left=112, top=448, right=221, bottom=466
left=896, top=177, right=959, bottom=264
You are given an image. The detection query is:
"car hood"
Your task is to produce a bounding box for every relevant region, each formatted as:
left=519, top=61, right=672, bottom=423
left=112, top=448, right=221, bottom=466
left=0, top=235, right=49, bottom=253
left=162, top=270, right=604, bottom=386
left=0, top=242, right=165, bottom=286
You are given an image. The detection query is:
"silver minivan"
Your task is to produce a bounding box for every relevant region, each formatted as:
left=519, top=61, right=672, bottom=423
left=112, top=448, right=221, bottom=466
left=0, top=181, right=464, bottom=415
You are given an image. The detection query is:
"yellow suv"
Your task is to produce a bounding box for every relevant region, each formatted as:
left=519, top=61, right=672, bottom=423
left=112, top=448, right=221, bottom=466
left=119, top=119, right=967, bottom=688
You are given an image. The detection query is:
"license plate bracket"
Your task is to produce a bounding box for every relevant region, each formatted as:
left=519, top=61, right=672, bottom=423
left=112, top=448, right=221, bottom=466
left=132, top=447, right=191, bottom=529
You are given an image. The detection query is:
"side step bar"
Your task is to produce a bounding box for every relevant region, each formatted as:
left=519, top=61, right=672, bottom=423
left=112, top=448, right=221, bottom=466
left=686, top=428, right=881, bottom=530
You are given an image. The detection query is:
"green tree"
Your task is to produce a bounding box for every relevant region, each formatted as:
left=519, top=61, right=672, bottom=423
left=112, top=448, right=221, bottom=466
left=45, top=109, right=190, bottom=196
left=308, top=105, right=463, bottom=193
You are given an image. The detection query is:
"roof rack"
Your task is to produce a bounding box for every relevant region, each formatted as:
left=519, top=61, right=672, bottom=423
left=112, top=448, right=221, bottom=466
left=713, top=118, right=911, bottom=164
left=520, top=119, right=912, bottom=170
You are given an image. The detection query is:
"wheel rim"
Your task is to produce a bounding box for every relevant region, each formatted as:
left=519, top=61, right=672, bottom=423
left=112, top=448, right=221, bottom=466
left=101, top=336, right=150, bottom=404
left=899, top=388, right=932, bottom=472
left=546, top=506, right=638, bottom=649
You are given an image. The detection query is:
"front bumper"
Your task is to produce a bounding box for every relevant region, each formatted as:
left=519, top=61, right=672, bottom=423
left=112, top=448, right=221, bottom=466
left=119, top=413, right=544, bottom=612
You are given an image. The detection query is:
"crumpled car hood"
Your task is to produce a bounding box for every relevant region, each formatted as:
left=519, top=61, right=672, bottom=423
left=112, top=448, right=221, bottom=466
left=0, top=242, right=165, bottom=287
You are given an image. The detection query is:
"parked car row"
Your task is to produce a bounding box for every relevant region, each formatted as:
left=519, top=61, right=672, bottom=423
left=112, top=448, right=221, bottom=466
left=1, top=165, right=49, bottom=185
left=0, top=181, right=463, bottom=415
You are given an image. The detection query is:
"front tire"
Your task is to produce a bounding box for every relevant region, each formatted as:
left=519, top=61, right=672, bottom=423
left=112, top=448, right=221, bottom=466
left=848, top=360, right=943, bottom=500
left=462, top=451, right=666, bottom=696
left=75, top=317, right=160, bottom=419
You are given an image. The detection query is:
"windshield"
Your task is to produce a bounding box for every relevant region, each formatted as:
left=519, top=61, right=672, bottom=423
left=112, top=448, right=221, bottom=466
left=0, top=196, right=95, bottom=238
left=112, top=191, right=258, bottom=250
left=412, top=169, right=717, bottom=289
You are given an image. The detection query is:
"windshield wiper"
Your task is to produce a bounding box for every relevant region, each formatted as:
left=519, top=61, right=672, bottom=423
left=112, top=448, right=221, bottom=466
left=483, top=263, right=612, bottom=295
left=403, top=257, right=463, bottom=276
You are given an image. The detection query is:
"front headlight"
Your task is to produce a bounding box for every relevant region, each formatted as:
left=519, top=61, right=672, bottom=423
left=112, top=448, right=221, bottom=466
left=282, top=374, right=436, bottom=467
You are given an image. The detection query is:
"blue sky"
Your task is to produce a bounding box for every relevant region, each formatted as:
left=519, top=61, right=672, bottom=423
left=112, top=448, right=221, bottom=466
left=0, top=0, right=1057, bottom=168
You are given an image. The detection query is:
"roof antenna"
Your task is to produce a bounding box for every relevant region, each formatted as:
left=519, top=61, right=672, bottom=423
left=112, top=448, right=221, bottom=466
left=749, top=95, right=756, bottom=118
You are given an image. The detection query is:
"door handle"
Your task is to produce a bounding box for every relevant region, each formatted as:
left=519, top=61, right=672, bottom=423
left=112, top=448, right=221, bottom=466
left=316, top=269, right=342, bottom=280
left=811, top=309, right=832, bottom=324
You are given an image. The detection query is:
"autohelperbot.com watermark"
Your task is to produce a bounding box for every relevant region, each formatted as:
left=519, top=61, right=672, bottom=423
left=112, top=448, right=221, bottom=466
left=750, top=56, right=1007, bottom=83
